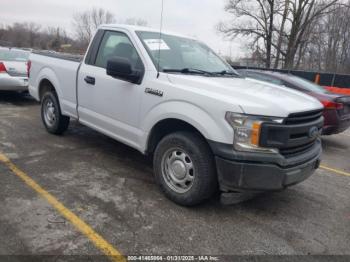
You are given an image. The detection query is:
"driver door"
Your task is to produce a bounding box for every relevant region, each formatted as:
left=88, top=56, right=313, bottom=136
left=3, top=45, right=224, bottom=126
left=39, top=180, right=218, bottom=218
left=78, top=30, right=145, bottom=149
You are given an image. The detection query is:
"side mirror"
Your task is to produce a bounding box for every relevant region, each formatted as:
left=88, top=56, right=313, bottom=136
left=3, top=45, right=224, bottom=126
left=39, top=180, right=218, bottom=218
left=106, top=57, right=142, bottom=84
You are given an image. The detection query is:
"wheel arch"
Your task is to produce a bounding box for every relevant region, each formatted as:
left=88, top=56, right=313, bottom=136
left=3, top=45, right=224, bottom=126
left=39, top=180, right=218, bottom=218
left=142, top=101, right=231, bottom=154
left=146, top=118, right=211, bottom=154
left=39, top=78, right=57, bottom=101
left=36, top=67, right=62, bottom=101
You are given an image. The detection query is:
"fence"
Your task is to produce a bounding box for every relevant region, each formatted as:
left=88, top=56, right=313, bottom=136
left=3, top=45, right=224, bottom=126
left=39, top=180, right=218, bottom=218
left=231, top=65, right=350, bottom=89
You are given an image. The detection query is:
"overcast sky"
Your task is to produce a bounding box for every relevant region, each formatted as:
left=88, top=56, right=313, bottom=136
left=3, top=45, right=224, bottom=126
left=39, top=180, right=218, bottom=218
left=1, top=0, right=244, bottom=58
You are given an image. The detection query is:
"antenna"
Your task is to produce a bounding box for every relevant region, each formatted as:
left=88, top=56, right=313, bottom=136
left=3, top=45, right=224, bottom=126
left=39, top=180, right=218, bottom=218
left=157, top=0, right=164, bottom=78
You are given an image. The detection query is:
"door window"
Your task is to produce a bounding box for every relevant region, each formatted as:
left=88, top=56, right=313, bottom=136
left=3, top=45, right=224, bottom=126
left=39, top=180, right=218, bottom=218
left=94, top=31, right=143, bottom=70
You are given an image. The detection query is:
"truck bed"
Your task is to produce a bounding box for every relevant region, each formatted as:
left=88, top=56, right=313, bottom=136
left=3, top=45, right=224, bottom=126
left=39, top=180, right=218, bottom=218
left=29, top=51, right=82, bottom=118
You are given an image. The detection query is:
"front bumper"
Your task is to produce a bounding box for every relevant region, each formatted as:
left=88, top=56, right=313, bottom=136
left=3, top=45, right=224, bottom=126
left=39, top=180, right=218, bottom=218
left=209, top=139, right=322, bottom=192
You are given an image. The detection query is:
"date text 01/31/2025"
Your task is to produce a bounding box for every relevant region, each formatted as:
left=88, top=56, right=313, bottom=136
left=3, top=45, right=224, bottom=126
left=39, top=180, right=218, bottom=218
left=127, top=255, right=219, bottom=261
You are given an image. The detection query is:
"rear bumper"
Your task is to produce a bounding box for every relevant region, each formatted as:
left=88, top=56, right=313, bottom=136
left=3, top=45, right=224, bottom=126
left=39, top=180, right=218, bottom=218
left=322, top=109, right=350, bottom=135
left=0, top=75, right=28, bottom=91
left=209, top=139, right=322, bottom=192
left=322, top=117, right=350, bottom=135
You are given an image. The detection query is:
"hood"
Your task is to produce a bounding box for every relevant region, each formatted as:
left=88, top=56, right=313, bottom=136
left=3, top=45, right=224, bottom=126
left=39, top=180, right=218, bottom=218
left=167, top=74, right=323, bottom=117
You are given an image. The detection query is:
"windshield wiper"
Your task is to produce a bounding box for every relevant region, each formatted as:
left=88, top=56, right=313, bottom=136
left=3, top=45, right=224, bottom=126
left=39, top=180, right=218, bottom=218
left=163, top=68, right=242, bottom=78
left=213, top=70, right=242, bottom=77
left=163, top=68, right=215, bottom=76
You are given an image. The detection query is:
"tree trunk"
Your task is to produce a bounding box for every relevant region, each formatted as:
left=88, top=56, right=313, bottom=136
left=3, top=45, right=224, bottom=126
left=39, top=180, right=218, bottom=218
left=265, top=1, right=274, bottom=68
left=274, top=0, right=290, bottom=68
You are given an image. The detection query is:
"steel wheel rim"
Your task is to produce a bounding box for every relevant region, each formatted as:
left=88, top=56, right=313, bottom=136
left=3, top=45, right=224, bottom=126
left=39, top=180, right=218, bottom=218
left=161, top=148, right=195, bottom=194
left=43, top=99, right=56, bottom=127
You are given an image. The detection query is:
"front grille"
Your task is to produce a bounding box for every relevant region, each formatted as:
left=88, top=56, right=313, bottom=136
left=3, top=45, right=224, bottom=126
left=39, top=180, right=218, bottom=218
left=279, top=140, right=317, bottom=157
left=279, top=109, right=323, bottom=157
left=284, top=109, right=323, bottom=125
left=260, top=109, right=324, bottom=158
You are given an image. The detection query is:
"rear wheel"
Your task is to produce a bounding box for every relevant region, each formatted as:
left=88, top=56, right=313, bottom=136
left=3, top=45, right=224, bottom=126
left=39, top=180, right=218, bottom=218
left=41, top=90, right=70, bottom=135
left=153, top=131, right=217, bottom=206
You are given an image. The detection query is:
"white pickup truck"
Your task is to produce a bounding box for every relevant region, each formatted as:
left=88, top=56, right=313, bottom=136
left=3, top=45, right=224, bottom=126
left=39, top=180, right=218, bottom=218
left=29, top=24, right=324, bottom=206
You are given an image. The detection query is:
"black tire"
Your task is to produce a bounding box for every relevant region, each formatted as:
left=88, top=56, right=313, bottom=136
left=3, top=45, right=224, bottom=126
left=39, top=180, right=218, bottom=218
left=41, top=90, right=70, bottom=135
left=153, top=131, right=217, bottom=206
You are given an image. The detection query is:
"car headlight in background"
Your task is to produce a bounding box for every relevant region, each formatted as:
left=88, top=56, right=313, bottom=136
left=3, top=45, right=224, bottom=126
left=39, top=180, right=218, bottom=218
left=225, top=112, right=283, bottom=153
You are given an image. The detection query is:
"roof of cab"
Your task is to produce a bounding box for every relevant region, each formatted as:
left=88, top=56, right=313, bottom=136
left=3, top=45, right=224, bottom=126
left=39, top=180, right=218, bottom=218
left=98, top=24, right=197, bottom=40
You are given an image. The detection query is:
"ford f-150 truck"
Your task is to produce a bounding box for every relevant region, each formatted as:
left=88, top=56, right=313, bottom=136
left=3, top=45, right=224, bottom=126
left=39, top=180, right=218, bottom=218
left=29, top=24, right=324, bottom=206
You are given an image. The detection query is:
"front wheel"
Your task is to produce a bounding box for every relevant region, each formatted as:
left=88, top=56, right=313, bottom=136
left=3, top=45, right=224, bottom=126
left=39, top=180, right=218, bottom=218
left=153, top=131, right=217, bottom=206
left=41, top=91, right=70, bottom=135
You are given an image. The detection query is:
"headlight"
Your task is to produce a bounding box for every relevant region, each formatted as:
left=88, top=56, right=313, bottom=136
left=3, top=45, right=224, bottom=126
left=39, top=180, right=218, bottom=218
left=225, top=112, right=283, bottom=153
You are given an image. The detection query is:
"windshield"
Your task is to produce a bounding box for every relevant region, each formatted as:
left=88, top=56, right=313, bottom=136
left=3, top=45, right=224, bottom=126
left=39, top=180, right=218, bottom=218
left=136, top=31, right=236, bottom=75
left=0, top=49, right=30, bottom=61
left=288, top=75, right=329, bottom=94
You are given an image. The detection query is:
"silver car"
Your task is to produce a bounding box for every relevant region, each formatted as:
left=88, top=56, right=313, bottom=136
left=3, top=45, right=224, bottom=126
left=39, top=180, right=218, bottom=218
left=0, top=47, right=30, bottom=91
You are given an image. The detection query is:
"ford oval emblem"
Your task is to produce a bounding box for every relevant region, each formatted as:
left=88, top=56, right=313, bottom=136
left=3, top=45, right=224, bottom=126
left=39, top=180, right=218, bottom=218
left=308, top=126, right=319, bottom=139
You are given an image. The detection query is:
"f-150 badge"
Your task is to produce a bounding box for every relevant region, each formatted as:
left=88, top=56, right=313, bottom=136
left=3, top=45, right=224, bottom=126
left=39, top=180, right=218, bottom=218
left=145, top=88, right=163, bottom=97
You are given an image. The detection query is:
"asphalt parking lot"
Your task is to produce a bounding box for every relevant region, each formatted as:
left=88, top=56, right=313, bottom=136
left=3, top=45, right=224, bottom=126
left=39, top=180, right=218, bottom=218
left=0, top=91, right=349, bottom=260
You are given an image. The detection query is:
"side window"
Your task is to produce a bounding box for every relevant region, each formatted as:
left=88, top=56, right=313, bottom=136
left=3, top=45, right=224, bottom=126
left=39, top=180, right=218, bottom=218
left=94, top=31, right=143, bottom=70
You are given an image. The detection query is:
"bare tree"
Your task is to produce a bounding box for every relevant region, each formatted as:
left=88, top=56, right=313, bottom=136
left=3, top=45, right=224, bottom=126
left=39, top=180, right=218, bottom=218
left=274, top=0, right=290, bottom=68
left=283, top=0, right=338, bottom=69
left=219, top=0, right=339, bottom=69
left=72, top=7, right=116, bottom=47
left=25, top=23, right=42, bottom=47
left=300, top=2, right=350, bottom=73
left=0, top=22, right=78, bottom=52
left=218, top=0, right=281, bottom=68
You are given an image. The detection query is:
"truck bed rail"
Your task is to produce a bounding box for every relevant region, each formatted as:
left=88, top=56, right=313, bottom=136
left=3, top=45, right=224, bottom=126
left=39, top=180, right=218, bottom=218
left=32, top=51, right=83, bottom=62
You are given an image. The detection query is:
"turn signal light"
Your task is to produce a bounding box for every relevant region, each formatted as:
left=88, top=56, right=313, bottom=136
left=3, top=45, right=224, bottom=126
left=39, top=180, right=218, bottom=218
left=251, top=122, right=261, bottom=146
left=321, top=100, right=343, bottom=110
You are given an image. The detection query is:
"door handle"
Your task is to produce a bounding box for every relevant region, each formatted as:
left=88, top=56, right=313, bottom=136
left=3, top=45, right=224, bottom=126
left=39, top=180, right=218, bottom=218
left=84, top=76, right=95, bottom=85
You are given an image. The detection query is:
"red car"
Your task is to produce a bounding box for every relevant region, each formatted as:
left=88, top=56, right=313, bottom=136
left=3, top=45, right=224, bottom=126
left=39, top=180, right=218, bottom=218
left=238, top=70, right=350, bottom=135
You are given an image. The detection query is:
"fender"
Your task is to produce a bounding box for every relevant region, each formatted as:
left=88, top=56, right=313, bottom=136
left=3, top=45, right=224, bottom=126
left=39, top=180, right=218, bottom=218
left=36, top=66, right=63, bottom=100
left=140, top=100, right=235, bottom=152
left=35, top=66, right=78, bottom=118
